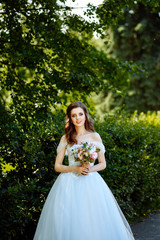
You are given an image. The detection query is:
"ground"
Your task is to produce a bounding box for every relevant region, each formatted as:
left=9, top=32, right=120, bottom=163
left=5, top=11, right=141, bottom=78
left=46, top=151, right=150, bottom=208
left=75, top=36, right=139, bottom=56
left=131, top=211, right=160, bottom=240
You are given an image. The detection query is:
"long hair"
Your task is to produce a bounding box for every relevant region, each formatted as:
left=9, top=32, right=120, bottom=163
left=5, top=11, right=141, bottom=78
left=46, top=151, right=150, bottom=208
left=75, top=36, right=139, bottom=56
left=65, top=102, right=95, bottom=144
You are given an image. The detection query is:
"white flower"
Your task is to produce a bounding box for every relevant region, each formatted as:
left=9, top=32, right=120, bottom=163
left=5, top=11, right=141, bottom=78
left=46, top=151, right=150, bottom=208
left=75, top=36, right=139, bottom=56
left=83, top=151, right=89, bottom=156
left=89, top=147, right=96, bottom=154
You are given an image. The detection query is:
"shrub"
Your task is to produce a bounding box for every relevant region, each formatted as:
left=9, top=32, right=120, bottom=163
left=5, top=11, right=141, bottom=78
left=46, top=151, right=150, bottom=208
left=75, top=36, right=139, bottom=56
left=0, top=111, right=160, bottom=239
left=0, top=112, right=65, bottom=239
left=95, top=111, right=160, bottom=220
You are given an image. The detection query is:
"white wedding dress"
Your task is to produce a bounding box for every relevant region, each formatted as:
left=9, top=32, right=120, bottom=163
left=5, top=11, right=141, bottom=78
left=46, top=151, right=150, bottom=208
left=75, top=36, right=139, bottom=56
left=33, top=137, right=135, bottom=240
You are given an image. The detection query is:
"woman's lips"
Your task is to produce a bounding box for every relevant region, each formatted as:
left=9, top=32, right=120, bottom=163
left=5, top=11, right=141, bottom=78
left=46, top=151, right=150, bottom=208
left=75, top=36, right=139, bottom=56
left=76, top=121, right=82, bottom=124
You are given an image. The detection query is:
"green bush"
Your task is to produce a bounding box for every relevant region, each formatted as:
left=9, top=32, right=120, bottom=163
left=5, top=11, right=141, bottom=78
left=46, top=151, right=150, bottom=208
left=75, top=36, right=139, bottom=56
left=0, top=111, right=160, bottom=239
left=95, top=111, right=160, bottom=220
left=0, top=112, right=65, bottom=239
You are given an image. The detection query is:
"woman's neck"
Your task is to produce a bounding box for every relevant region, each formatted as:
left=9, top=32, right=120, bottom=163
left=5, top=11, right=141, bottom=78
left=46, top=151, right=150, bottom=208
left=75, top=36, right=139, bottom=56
left=75, top=126, right=88, bottom=136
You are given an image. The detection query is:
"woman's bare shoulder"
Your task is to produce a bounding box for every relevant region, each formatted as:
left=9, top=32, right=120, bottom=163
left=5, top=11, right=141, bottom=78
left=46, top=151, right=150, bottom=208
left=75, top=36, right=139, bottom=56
left=90, top=132, right=102, bottom=143
left=60, top=134, right=67, bottom=143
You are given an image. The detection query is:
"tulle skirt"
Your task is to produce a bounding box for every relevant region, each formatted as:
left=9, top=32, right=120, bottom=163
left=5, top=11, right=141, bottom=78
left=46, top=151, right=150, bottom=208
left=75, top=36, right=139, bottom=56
left=33, top=172, right=135, bottom=240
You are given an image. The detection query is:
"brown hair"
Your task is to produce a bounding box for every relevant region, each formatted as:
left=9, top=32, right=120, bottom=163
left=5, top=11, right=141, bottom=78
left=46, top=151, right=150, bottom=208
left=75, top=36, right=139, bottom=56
left=65, top=102, right=95, bottom=144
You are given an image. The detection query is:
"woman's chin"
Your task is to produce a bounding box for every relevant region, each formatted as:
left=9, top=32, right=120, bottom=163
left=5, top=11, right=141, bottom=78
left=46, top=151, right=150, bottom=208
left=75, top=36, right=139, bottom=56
left=75, top=122, right=84, bottom=127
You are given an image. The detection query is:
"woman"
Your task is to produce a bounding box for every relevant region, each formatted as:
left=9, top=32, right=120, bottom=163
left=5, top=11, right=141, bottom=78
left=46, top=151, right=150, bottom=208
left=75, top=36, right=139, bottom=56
left=34, top=102, right=135, bottom=240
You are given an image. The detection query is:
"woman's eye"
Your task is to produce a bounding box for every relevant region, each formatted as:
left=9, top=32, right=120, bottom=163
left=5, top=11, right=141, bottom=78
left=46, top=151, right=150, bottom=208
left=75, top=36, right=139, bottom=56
left=72, top=114, right=76, bottom=117
left=79, top=113, right=83, bottom=116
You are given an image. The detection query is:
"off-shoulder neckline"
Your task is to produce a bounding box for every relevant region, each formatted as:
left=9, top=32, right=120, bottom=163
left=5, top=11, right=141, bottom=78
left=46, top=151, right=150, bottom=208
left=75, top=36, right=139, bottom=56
left=57, top=141, right=105, bottom=153
left=68, top=141, right=104, bottom=146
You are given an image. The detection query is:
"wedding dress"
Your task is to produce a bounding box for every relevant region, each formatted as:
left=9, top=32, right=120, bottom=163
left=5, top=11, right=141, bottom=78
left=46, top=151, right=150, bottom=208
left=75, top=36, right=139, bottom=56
left=33, top=135, right=135, bottom=240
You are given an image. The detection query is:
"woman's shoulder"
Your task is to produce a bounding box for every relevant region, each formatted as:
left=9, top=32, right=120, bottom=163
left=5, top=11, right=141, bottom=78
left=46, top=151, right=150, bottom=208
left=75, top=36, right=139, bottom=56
left=90, top=132, right=102, bottom=143
left=89, top=132, right=105, bottom=153
left=60, top=134, right=67, bottom=143
left=57, top=135, right=67, bottom=154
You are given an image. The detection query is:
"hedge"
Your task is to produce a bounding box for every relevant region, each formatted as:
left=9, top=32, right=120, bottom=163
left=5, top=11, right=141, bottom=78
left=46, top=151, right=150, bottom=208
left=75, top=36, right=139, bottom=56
left=0, top=111, right=160, bottom=239
left=95, top=111, right=160, bottom=220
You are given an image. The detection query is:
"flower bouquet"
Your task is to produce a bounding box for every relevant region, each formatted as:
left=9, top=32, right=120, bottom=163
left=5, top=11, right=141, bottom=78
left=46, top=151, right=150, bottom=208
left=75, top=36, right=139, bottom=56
left=71, top=142, right=100, bottom=166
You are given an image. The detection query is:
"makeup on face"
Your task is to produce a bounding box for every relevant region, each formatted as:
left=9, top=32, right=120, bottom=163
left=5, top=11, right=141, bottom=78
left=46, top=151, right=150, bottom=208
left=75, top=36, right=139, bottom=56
left=71, top=107, right=86, bottom=126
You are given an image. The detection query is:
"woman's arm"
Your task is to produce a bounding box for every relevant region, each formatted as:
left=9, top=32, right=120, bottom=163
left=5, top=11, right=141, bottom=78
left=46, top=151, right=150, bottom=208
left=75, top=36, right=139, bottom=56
left=54, top=136, right=89, bottom=176
left=89, top=132, right=106, bottom=172
left=55, top=150, right=89, bottom=175
left=89, top=151, right=106, bottom=172
left=54, top=145, right=76, bottom=173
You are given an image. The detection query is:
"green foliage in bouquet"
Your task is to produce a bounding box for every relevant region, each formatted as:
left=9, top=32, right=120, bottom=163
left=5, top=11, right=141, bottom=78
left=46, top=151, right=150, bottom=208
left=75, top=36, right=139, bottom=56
left=71, top=142, right=100, bottom=164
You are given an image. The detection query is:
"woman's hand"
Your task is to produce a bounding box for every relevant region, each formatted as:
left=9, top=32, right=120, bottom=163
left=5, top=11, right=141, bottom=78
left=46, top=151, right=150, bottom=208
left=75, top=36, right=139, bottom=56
left=75, top=165, right=90, bottom=176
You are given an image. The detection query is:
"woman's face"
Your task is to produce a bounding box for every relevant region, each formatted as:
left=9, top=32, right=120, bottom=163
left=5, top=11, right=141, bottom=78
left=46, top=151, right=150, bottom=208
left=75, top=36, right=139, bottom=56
left=70, top=107, right=86, bottom=127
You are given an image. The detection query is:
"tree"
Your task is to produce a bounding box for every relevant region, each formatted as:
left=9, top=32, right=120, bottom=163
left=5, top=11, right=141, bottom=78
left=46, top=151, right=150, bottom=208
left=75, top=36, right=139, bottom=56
left=107, top=1, right=160, bottom=112
left=0, top=2, right=135, bottom=238
left=0, top=0, right=135, bottom=126
left=1, top=1, right=160, bottom=239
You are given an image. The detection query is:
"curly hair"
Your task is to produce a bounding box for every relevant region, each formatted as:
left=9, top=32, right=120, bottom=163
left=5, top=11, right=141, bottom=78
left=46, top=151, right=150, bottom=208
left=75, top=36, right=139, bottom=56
left=65, top=102, right=95, bottom=144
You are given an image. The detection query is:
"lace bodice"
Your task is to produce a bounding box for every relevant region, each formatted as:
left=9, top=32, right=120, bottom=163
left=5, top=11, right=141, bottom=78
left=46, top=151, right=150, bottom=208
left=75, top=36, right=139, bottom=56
left=57, top=133, right=105, bottom=167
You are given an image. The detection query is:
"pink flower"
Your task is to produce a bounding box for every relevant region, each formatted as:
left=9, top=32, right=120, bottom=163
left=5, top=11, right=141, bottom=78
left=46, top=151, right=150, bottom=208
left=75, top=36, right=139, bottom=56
left=90, top=152, right=98, bottom=160
left=78, top=151, right=83, bottom=160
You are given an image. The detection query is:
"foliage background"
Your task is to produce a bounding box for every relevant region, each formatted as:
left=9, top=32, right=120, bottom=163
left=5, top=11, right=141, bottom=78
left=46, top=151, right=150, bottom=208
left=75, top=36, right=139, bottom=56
left=94, top=1, right=160, bottom=113
left=0, top=0, right=160, bottom=239
left=1, top=111, right=160, bottom=239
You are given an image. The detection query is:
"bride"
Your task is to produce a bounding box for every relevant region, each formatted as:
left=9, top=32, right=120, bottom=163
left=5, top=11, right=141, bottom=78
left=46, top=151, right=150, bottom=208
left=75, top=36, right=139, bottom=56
left=33, top=102, right=135, bottom=240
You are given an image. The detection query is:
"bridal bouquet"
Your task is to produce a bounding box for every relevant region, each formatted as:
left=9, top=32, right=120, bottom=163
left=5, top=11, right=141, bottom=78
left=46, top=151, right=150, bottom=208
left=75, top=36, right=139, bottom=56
left=71, top=142, right=100, bottom=165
